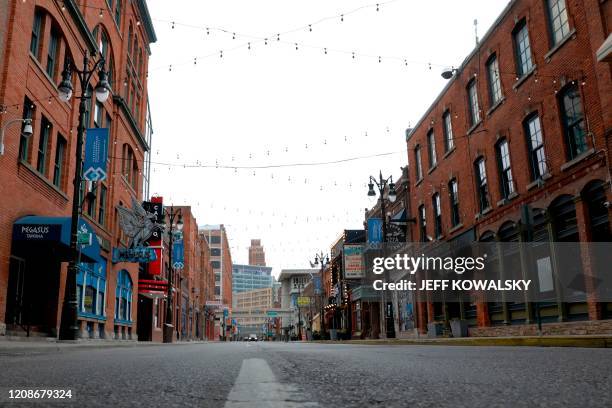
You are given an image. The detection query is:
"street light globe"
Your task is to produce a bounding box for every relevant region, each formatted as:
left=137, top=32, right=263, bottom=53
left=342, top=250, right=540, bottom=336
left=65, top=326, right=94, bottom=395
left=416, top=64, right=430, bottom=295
left=95, top=83, right=110, bottom=103
left=176, top=216, right=184, bottom=231
left=58, top=80, right=73, bottom=102
left=95, top=70, right=111, bottom=103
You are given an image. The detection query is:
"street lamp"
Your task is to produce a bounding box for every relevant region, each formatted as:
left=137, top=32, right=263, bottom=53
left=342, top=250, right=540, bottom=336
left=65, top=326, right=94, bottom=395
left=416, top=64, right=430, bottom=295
left=0, top=118, right=33, bottom=155
left=367, top=171, right=397, bottom=339
left=58, top=51, right=111, bottom=341
left=163, top=206, right=183, bottom=344
left=310, top=251, right=329, bottom=337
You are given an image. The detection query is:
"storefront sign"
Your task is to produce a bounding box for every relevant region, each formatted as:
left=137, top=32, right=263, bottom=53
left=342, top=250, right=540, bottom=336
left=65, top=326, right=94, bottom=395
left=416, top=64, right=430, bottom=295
left=112, top=247, right=157, bottom=263
left=297, top=296, right=310, bottom=306
left=83, top=128, right=109, bottom=181
left=343, top=244, right=365, bottom=279
left=14, top=224, right=61, bottom=241
left=148, top=196, right=164, bottom=275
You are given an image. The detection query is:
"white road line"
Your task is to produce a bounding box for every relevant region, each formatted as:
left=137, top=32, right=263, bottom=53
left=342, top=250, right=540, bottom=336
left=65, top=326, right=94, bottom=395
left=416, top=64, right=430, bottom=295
left=224, top=358, right=319, bottom=408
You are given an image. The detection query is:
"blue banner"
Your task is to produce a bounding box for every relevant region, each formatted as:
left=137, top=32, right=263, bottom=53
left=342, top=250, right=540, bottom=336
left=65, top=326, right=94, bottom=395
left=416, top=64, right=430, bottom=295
left=367, top=218, right=383, bottom=243
left=84, top=128, right=109, bottom=181
left=172, top=239, right=185, bottom=269
left=313, top=276, right=322, bottom=295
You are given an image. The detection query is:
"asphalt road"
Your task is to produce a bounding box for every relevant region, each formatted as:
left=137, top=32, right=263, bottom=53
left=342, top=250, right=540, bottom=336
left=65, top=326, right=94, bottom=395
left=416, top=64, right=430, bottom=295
left=1, top=342, right=611, bottom=407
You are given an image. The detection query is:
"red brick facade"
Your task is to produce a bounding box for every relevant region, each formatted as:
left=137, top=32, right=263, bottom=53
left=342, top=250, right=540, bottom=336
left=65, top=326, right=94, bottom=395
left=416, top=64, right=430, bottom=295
left=405, top=0, right=612, bottom=335
left=0, top=0, right=156, bottom=338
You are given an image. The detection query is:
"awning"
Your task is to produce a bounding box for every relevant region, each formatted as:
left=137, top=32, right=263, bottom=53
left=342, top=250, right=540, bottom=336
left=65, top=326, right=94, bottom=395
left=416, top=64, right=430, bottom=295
left=13, top=216, right=102, bottom=263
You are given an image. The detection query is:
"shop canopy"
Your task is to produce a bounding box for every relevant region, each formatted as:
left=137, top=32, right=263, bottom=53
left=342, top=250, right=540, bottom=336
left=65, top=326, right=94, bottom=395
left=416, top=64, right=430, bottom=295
left=13, top=216, right=102, bottom=263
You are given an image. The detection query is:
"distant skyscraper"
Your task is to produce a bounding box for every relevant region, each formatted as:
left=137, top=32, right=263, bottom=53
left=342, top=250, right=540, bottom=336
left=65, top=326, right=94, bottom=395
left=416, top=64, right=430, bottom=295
left=248, top=239, right=266, bottom=266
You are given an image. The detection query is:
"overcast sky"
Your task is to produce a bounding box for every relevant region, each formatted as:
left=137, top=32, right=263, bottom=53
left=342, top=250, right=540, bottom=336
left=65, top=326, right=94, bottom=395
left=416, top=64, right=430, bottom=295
left=146, top=0, right=510, bottom=275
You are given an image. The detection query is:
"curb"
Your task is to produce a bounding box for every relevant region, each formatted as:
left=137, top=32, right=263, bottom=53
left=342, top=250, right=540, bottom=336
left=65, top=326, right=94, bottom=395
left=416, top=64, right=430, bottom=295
left=313, top=336, right=612, bottom=348
left=0, top=340, right=210, bottom=355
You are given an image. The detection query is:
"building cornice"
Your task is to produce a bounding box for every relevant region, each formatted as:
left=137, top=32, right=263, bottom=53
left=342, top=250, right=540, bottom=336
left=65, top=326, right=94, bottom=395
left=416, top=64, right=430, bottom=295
left=113, top=95, right=149, bottom=151
left=64, top=0, right=97, bottom=54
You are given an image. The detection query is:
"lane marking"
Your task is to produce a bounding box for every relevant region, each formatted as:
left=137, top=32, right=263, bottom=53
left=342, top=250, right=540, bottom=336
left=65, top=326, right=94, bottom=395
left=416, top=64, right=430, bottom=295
left=224, top=358, right=318, bottom=408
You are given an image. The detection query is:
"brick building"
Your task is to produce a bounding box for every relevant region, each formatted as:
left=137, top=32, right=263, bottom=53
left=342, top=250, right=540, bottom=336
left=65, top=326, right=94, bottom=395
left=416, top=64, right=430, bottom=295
left=405, top=0, right=611, bottom=336
left=200, top=224, right=233, bottom=339
left=248, top=238, right=266, bottom=266
left=0, top=0, right=156, bottom=339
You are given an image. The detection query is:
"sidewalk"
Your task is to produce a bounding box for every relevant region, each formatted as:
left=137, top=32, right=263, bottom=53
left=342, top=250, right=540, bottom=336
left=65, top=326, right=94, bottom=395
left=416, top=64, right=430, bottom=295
left=314, top=335, right=612, bottom=348
left=0, top=338, right=210, bottom=355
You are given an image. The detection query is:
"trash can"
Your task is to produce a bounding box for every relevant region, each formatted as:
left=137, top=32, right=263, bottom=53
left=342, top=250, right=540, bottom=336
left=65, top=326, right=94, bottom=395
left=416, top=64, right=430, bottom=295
left=329, top=329, right=338, bottom=340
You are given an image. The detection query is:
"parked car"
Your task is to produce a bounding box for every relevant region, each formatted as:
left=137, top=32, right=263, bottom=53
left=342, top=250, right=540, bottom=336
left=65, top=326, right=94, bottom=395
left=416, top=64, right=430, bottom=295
left=248, top=334, right=258, bottom=342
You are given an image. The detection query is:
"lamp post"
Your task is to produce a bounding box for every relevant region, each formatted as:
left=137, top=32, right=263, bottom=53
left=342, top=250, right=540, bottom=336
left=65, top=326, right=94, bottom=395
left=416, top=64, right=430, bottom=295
left=57, top=51, right=110, bottom=341
left=310, top=252, right=329, bottom=337
left=0, top=118, right=33, bottom=156
left=367, top=171, right=397, bottom=339
left=163, top=206, right=183, bottom=343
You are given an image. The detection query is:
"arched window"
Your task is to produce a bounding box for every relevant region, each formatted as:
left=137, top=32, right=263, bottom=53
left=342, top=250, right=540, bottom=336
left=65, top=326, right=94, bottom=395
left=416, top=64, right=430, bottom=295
left=115, top=270, right=133, bottom=322
left=93, top=25, right=115, bottom=90
left=582, top=180, right=611, bottom=241
left=549, top=195, right=578, bottom=241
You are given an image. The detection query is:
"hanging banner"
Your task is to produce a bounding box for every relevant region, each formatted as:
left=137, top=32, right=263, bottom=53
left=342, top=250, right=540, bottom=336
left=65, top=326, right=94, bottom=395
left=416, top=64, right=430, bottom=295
left=367, top=218, right=383, bottom=243
left=83, top=128, right=109, bottom=181
left=148, top=196, right=164, bottom=275
left=172, top=239, right=185, bottom=269
left=343, top=244, right=365, bottom=279
left=313, top=275, right=322, bottom=295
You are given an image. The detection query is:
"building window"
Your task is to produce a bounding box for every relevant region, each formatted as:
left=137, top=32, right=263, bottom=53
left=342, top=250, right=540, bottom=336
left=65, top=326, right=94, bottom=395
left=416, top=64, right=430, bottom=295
left=496, top=139, right=515, bottom=199
left=513, top=21, right=533, bottom=77
left=114, top=0, right=122, bottom=27
left=20, top=97, right=34, bottom=162
left=98, top=184, right=107, bottom=226
left=443, top=111, right=454, bottom=152
left=524, top=114, right=548, bottom=180
left=211, top=248, right=221, bottom=256
left=546, top=0, right=570, bottom=46
left=46, top=28, right=60, bottom=79
left=449, top=179, right=460, bottom=227
left=87, top=182, right=97, bottom=218
left=467, top=80, right=480, bottom=126
left=115, top=270, right=133, bottom=322
left=211, top=260, right=221, bottom=269
left=94, top=101, right=104, bottom=128
left=418, top=205, right=427, bottom=242
left=475, top=157, right=490, bottom=212
left=37, top=117, right=51, bottom=174
left=77, top=260, right=107, bottom=319
left=559, top=84, right=587, bottom=160
left=209, top=235, right=221, bottom=244
left=414, top=145, right=423, bottom=181
left=30, top=10, right=43, bottom=58
left=53, top=135, right=66, bottom=188
left=427, top=130, right=437, bottom=168
left=486, top=54, right=502, bottom=106
left=432, top=193, right=442, bottom=238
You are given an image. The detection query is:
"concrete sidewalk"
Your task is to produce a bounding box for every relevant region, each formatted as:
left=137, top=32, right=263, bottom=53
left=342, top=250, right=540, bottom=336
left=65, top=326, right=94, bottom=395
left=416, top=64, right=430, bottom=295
left=0, top=338, right=210, bottom=355
left=314, top=335, right=612, bottom=348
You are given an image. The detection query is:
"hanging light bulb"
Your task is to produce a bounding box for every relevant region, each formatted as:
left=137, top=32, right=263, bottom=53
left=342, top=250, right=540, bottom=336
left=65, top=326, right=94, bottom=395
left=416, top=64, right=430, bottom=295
left=171, top=21, right=175, bottom=29
left=376, top=3, right=380, bottom=11
left=340, top=14, right=344, bottom=22
left=99, top=9, right=103, bottom=18
left=206, top=27, right=210, bottom=35
left=309, top=24, right=312, bottom=32
left=324, top=48, right=327, bottom=55
left=232, top=32, right=236, bottom=39
left=248, top=42, right=251, bottom=50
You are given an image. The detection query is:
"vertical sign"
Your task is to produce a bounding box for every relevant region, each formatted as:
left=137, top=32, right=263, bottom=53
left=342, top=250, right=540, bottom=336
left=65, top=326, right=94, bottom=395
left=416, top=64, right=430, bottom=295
left=148, top=196, right=163, bottom=275
left=172, top=238, right=185, bottom=269
left=343, top=244, right=365, bottom=279
left=83, top=128, right=109, bottom=181
left=367, top=218, right=383, bottom=243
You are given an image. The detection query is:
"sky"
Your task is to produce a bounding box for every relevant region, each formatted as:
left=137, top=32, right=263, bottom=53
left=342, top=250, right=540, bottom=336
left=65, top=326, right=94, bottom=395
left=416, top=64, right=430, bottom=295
left=145, top=0, right=510, bottom=276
